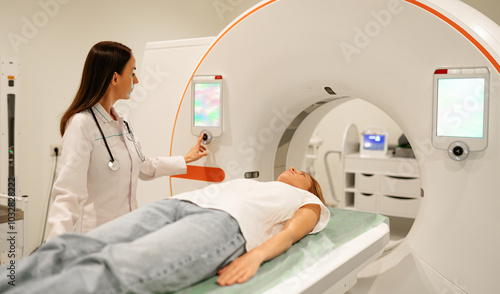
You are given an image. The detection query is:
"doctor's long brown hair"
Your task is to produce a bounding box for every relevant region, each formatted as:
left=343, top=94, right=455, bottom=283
left=59, top=41, right=132, bottom=136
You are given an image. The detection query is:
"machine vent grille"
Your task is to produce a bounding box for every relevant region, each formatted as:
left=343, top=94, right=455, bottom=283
left=303, top=80, right=351, bottom=94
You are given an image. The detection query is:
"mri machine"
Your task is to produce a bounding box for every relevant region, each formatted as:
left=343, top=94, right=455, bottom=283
left=123, top=0, right=500, bottom=292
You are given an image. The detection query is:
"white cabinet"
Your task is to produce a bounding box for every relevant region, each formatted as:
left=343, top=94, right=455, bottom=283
left=342, top=153, right=421, bottom=218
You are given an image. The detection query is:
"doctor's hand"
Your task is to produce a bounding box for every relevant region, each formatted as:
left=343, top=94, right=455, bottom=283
left=183, top=134, right=208, bottom=163
left=216, top=250, right=263, bottom=286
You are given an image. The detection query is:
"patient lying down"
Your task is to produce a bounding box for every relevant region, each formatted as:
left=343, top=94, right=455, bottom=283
left=0, top=167, right=329, bottom=293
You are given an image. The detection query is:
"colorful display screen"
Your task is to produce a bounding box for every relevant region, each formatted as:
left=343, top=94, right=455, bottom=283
left=436, top=77, right=485, bottom=138
left=363, top=134, right=386, bottom=150
left=193, top=82, right=221, bottom=127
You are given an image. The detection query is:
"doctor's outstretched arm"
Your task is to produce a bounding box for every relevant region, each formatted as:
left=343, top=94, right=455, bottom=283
left=139, top=134, right=207, bottom=180
left=216, top=204, right=321, bottom=286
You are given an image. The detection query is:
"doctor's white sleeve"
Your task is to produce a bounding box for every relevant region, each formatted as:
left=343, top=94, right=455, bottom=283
left=46, top=115, right=92, bottom=241
left=139, top=156, right=187, bottom=180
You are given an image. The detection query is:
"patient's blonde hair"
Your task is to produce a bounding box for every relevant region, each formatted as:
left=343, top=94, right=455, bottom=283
left=308, top=175, right=325, bottom=205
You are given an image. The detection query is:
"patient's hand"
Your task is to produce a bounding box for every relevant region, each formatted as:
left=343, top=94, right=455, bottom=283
left=216, top=205, right=320, bottom=286
left=216, top=251, right=263, bottom=286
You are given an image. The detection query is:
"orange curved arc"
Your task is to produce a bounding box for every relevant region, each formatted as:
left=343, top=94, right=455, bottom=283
left=168, top=0, right=278, bottom=195
left=168, top=0, right=500, bottom=194
left=405, top=0, right=500, bottom=74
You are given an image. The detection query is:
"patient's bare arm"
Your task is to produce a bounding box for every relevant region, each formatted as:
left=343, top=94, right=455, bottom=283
left=216, top=204, right=321, bottom=286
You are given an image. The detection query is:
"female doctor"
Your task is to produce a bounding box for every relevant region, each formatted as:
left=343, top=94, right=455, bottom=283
left=45, top=41, right=207, bottom=241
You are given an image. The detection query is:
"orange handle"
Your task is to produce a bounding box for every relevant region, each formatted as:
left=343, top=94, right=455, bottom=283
left=171, top=165, right=225, bottom=182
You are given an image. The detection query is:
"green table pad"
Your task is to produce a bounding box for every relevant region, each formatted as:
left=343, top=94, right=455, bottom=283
left=175, top=208, right=389, bottom=294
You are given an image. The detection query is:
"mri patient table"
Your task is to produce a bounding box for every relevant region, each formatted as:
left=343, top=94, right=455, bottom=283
left=175, top=208, right=389, bottom=294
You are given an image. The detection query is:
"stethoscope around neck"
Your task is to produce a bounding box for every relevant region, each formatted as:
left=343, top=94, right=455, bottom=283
left=90, top=108, right=146, bottom=171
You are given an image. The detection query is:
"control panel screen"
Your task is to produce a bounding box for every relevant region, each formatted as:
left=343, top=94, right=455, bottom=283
left=191, top=75, right=223, bottom=137
left=436, top=77, right=485, bottom=138
left=193, top=82, right=221, bottom=127
left=432, top=67, right=489, bottom=151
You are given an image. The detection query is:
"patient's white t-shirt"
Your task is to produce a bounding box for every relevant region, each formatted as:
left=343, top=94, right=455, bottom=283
left=172, top=179, right=330, bottom=251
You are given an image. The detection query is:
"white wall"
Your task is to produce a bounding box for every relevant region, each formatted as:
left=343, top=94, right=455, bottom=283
left=0, top=0, right=498, bottom=253
left=461, top=0, right=500, bottom=24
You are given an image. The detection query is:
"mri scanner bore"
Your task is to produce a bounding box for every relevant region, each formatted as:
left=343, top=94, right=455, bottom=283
left=2, top=0, right=500, bottom=293
left=159, top=0, right=500, bottom=292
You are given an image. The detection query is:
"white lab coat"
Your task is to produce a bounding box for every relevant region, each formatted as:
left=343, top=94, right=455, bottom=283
left=46, top=104, right=187, bottom=240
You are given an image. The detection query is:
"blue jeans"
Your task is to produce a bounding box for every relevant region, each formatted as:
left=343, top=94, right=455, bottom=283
left=0, top=199, right=246, bottom=293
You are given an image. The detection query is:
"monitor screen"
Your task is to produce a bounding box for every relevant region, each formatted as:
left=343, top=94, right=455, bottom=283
left=363, top=134, right=386, bottom=150
left=436, top=77, right=485, bottom=138
left=431, top=67, right=489, bottom=151
left=193, top=82, right=221, bottom=127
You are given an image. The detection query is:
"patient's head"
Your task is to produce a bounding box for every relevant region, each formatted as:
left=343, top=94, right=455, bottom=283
left=277, top=167, right=325, bottom=205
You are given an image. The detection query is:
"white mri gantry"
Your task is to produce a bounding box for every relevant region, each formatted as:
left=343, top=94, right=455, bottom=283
left=127, top=0, right=500, bottom=293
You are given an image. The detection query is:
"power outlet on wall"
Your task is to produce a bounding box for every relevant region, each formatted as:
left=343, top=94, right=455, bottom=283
left=50, top=144, right=62, bottom=157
